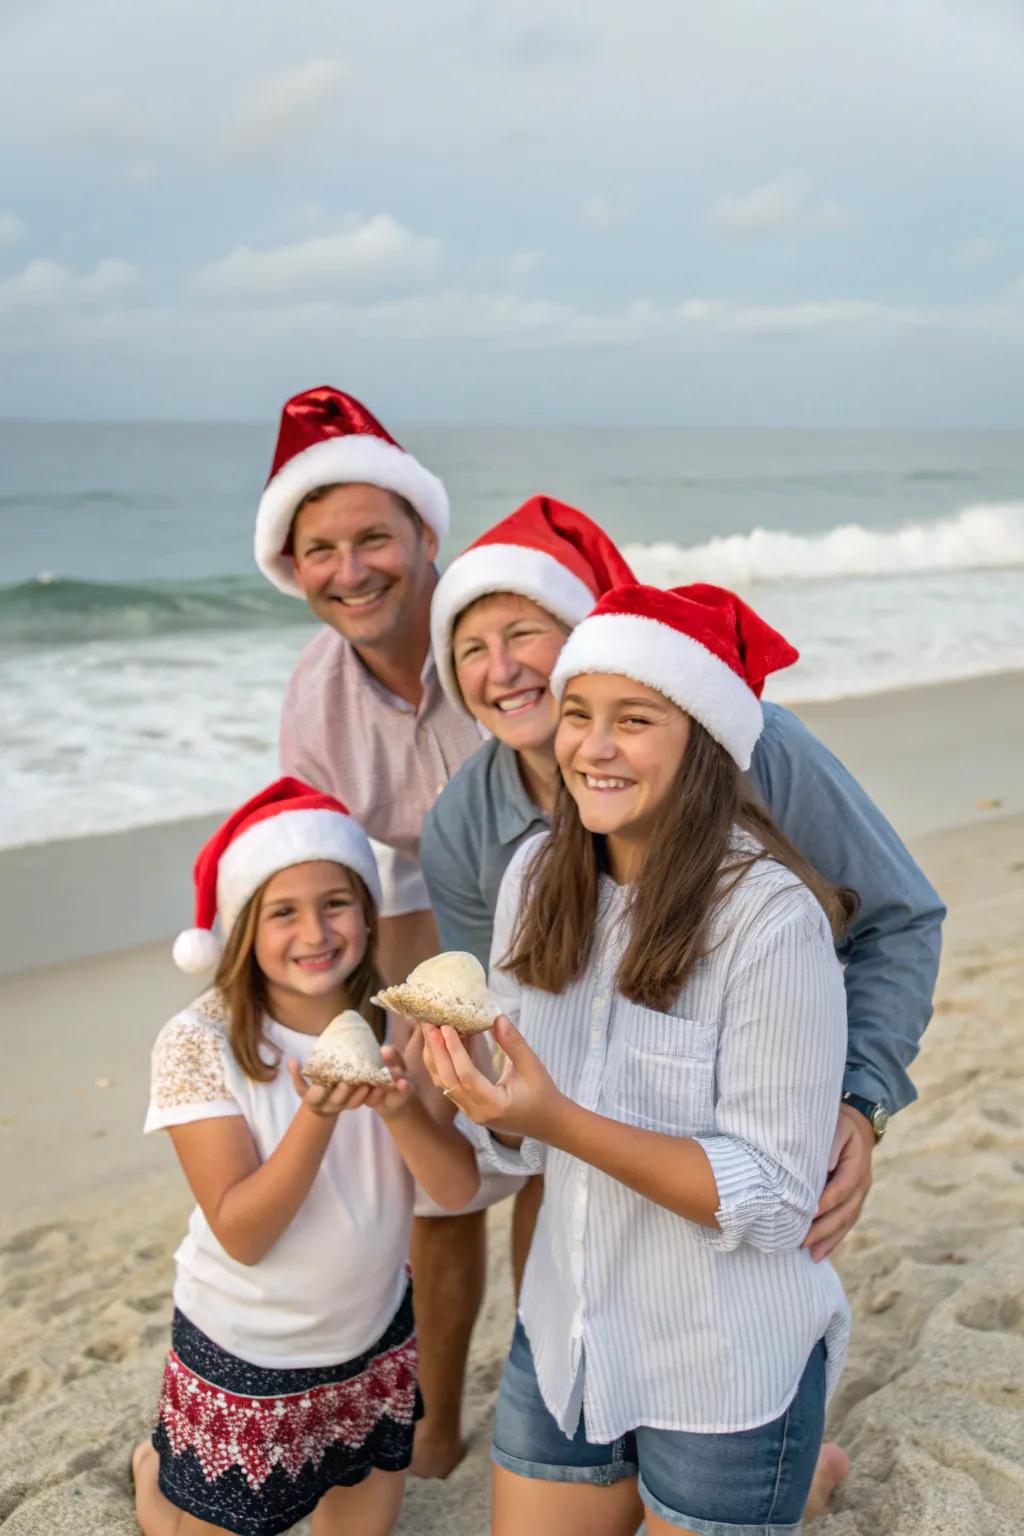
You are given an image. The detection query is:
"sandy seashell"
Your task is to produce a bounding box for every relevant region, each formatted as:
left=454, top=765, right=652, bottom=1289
left=372, top=951, right=497, bottom=1035
left=304, top=1010, right=392, bottom=1089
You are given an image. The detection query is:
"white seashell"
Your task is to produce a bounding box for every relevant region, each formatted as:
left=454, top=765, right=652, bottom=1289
left=372, top=951, right=497, bottom=1035
left=304, top=1010, right=392, bottom=1089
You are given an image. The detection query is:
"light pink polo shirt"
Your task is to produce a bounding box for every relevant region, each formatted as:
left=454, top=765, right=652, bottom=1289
left=280, top=627, right=483, bottom=916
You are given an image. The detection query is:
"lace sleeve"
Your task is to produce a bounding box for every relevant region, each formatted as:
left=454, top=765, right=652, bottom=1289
left=144, top=991, right=243, bottom=1134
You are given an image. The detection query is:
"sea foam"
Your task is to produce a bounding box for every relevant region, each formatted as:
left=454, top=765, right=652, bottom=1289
left=623, top=503, right=1024, bottom=588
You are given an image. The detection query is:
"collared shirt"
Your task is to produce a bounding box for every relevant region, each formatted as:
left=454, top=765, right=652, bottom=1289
left=280, top=626, right=483, bottom=916
left=421, top=702, right=945, bottom=1114
left=460, top=833, right=851, bottom=1438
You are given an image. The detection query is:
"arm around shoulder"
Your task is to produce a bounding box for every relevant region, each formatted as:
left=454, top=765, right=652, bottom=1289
left=751, top=704, right=945, bottom=1114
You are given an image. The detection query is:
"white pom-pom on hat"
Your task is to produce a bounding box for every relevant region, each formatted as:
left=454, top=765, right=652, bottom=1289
left=173, top=927, right=223, bottom=975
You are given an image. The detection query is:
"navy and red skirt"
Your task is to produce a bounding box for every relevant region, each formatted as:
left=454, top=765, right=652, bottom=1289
left=152, top=1286, right=421, bottom=1536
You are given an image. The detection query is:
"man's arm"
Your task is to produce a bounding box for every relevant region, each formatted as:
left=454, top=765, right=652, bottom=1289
left=750, top=703, right=945, bottom=1115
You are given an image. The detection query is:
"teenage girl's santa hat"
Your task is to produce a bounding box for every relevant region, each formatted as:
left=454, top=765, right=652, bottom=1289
left=430, top=495, right=637, bottom=712
left=255, top=386, right=450, bottom=598
left=172, top=777, right=382, bottom=975
left=550, top=583, right=799, bottom=770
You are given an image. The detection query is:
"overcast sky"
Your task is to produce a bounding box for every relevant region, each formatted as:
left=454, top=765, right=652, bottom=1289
left=2, top=0, right=1024, bottom=425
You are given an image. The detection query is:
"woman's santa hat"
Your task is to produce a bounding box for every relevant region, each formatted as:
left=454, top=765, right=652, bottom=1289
left=550, top=583, right=799, bottom=770
left=255, top=386, right=450, bottom=598
left=172, top=777, right=382, bottom=975
left=431, top=495, right=637, bottom=712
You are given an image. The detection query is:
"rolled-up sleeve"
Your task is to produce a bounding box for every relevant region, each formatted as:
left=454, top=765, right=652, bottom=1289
left=693, top=900, right=847, bottom=1252
left=455, top=1112, right=546, bottom=1177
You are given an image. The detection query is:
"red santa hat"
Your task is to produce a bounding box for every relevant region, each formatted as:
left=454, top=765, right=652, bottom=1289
left=255, top=386, right=450, bottom=597
left=172, top=776, right=382, bottom=975
left=430, top=495, right=637, bottom=712
left=550, top=583, right=799, bottom=770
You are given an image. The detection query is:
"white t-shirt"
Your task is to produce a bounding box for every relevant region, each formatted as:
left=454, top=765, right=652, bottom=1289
left=145, top=988, right=413, bottom=1369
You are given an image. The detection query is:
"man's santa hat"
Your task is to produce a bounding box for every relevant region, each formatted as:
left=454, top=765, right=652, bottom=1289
left=172, top=777, right=382, bottom=975
left=430, top=495, right=637, bottom=712
left=255, top=386, right=450, bottom=598
left=550, top=583, right=799, bottom=770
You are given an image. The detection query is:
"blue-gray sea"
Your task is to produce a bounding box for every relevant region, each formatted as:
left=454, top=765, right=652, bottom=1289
left=2, top=422, right=1022, bottom=847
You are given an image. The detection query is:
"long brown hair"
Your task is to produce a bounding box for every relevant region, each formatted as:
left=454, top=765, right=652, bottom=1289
left=213, top=867, right=386, bottom=1081
left=504, top=719, right=857, bottom=1011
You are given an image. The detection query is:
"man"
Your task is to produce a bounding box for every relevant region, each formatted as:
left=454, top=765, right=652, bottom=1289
left=256, top=385, right=519, bottom=1478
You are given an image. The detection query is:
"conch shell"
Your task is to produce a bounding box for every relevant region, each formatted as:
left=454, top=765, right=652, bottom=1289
left=304, top=1010, right=393, bottom=1089
left=372, top=951, right=497, bottom=1035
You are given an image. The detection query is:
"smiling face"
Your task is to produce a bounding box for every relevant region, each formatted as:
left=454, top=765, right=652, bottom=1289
left=253, top=860, right=369, bottom=1010
left=452, top=592, right=569, bottom=751
left=290, top=484, right=438, bottom=649
left=555, top=673, right=691, bottom=874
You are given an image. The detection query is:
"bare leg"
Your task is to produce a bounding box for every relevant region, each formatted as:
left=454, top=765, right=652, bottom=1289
left=804, top=1441, right=850, bottom=1520
left=311, top=1469, right=406, bottom=1536
left=131, top=1441, right=236, bottom=1536
left=409, top=1209, right=487, bottom=1478
left=492, top=1462, right=643, bottom=1536
left=511, top=1175, right=544, bottom=1299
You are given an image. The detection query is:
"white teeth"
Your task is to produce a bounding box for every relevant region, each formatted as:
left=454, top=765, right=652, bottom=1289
left=495, top=691, right=541, bottom=712
left=340, top=591, right=384, bottom=607
left=584, top=775, right=632, bottom=790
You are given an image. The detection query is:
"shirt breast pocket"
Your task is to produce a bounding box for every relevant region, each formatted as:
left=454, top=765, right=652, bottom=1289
left=605, top=1008, right=718, bottom=1137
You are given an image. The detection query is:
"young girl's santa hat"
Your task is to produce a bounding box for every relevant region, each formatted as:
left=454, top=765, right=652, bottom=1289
left=255, top=386, right=450, bottom=598
left=430, top=495, right=637, bottom=712
left=173, top=777, right=382, bottom=975
left=550, top=583, right=799, bottom=770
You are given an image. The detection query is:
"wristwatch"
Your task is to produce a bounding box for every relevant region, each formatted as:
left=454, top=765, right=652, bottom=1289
left=841, top=1092, right=889, bottom=1141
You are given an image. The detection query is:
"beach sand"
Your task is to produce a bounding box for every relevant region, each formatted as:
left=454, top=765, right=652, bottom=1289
left=1, top=673, right=1022, bottom=1534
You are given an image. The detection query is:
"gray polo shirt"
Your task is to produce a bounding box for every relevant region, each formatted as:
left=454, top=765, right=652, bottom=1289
left=420, top=702, right=945, bottom=1115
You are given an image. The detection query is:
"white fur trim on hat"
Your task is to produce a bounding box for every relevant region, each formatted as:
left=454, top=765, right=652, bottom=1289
left=256, top=436, right=451, bottom=597
left=217, top=808, right=383, bottom=936
left=431, top=543, right=596, bottom=711
left=550, top=613, right=764, bottom=770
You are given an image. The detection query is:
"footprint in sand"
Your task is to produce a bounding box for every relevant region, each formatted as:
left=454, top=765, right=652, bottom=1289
left=957, top=1293, right=1023, bottom=1334
left=0, top=1364, right=52, bottom=1406
left=83, top=1337, right=137, bottom=1365
left=125, top=1292, right=168, bottom=1316
left=0, top=1223, right=67, bottom=1260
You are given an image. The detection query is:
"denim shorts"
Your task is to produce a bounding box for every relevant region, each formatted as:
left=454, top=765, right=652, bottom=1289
left=492, top=1320, right=827, bottom=1535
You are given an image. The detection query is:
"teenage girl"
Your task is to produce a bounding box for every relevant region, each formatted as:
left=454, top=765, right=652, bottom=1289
left=131, top=776, right=479, bottom=1536
left=424, top=585, right=853, bottom=1536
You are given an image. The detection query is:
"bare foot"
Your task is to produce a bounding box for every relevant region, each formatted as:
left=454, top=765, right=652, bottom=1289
left=409, top=1428, right=467, bottom=1480
left=804, top=1441, right=850, bottom=1521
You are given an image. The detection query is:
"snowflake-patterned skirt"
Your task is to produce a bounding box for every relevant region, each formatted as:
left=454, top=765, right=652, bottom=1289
left=152, top=1287, right=422, bottom=1536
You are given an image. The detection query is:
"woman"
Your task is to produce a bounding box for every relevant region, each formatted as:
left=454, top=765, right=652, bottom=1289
left=422, top=495, right=636, bottom=1284
left=423, top=582, right=854, bottom=1536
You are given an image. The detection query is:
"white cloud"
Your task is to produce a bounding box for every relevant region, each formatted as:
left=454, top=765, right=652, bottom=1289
left=54, top=95, right=159, bottom=152
left=711, top=174, right=852, bottom=239
left=581, top=195, right=628, bottom=230
left=0, top=255, right=139, bottom=312
left=952, top=236, right=1000, bottom=269
left=508, top=249, right=544, bottom=277
left=0, top=213, right=25, bottom=247
left=194, top=215, right=441, bottom=301
left=219, top=59, right=350, bottom=158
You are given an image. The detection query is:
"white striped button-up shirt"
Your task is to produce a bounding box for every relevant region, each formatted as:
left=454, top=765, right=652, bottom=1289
left=465, top=832, right=851, bottom=1440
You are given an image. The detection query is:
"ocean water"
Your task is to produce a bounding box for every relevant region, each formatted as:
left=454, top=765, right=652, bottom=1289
left=2, top=422, right=1023, bottom=849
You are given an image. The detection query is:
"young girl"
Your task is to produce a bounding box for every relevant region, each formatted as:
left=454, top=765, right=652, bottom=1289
left=132, top=776, right=479, bottom=1536
left=424, top=585, right=854, bottom=1536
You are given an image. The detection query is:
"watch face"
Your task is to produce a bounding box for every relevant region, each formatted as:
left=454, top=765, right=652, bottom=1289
left=871, top=1104, right=890, bottom=1138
